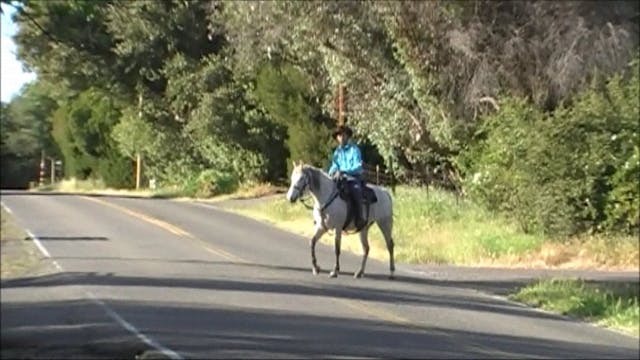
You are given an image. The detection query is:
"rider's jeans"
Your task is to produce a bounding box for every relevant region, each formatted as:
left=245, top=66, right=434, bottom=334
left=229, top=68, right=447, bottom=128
left=345, top=174, right=364, bottom=224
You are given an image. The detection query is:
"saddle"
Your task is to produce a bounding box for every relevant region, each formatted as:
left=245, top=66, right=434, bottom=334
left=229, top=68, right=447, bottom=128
left=336, top=178, right=377, bottom=232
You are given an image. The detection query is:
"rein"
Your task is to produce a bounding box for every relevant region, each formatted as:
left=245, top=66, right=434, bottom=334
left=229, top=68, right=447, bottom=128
left=299, top=195, right=314, bottom=210
left=294, top=168, right=369, bottom=234
left=295, top=169, right=340, bottom=230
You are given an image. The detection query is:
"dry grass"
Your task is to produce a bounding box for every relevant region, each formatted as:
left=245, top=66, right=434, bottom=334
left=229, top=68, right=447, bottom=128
left=32, top=179, right=639, bottom=270
left=224, top=186, right=640, bottom=271
left=488, top=236, right=639, bottom=271
left=234, top=182, right=285, bottom=199
left=1, top=207, right=50, bottom=279
left=36, top=178, right=286, bottom=202
left=35, top=178, right=156, bottom=197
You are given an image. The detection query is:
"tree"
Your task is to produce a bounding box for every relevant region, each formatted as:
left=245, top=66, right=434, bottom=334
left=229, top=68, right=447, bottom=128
left=51, top=88, right=132, bottom=187
left=0, top=81, right=59, bottom=188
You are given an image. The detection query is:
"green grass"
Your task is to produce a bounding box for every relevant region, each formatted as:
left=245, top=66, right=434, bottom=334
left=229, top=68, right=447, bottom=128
left=33, top=179, right=638, bottom=269
left=511, top=278, right=639, bottom=336
left=392, top=187, right=543, bottom=264
left=226, top=185, right=639, bottom=269
left=227, top=186, right=545, bottom=265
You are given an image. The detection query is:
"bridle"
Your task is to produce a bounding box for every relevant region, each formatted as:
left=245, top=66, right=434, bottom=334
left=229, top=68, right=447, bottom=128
left=292, top=171, right=317, bottom=210
left=292, top=171, right=310, bottom=199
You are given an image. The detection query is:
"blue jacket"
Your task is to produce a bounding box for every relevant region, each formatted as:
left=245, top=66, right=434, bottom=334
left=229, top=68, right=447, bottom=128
left=328, top=142, right=363, bottom=177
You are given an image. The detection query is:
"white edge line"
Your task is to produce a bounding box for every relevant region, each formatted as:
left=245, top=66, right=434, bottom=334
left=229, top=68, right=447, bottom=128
left=2, top=202, right=50, bottom=259
left=85, top=291, right=183, bottom=360
left=25, top=230, right=51, bottom=259
left=1, top=201, right=13, bottom=214
left=1, top=201, right=181, bottom=358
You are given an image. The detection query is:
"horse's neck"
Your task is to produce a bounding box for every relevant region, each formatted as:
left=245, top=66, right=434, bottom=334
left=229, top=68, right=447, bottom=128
left=307, top=168, right=335, bottom=206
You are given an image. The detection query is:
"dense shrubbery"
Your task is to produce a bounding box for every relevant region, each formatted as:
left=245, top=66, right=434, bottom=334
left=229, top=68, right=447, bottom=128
left=461, top=63, right=639, bottom=236
left=51, top=88, right=132, bottom=188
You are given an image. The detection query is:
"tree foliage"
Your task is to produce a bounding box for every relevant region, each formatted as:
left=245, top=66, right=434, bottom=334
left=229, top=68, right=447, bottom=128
left=51, top=88, right=132, bottom=187
left=1, top=81, right=58, bottom=188
left=461, top=62, right=639, bottom=236
left=3, top=0, right=638, bottom=236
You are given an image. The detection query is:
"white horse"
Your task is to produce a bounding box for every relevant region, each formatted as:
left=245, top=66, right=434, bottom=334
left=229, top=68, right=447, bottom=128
left=286, top=161, right=395, bottom=279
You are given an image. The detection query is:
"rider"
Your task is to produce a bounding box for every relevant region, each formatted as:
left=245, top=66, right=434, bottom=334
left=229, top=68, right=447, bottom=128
left=328, top=125, right=365, bottom=229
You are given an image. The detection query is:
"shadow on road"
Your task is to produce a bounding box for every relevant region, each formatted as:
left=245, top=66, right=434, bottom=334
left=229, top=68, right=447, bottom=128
left=2, top=296, right=637, bottom=359
left=23, top=255, right=640, bottom=298
left=0, top=270, right=617, bottom=323
left=25, top=236, right=109, bottom=241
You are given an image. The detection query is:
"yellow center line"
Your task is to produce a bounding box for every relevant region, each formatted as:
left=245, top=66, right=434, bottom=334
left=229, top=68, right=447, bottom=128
left=332, top=297, right=416, bottom=328
left=81, top=196, right=247, bottom=264
left=82, top=197, right=445, bottom=338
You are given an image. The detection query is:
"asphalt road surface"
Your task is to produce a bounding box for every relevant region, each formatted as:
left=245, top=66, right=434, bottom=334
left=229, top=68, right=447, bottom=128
left=1, top=191, right=638, bottom=359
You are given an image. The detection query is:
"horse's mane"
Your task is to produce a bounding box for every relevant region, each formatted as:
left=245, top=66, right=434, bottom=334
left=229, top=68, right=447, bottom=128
left=302, top=164, right=331, bottom=191
left=302, top=164, right=329, bottom=178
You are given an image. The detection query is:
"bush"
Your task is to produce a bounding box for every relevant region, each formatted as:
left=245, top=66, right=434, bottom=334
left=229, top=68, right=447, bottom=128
left=461, top=63, right=639, bottom=237
left=51, top=88, right=133, bottom=188
left=167, top=168, right=239, bottom=199
left=191, top=169, right=238, bottom=198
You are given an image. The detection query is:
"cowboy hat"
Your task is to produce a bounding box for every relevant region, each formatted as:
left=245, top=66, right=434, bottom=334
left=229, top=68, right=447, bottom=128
left=332, top=125, right=353, bottom=139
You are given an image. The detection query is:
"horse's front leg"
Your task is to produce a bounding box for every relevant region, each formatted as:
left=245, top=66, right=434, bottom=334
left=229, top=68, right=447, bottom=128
left=354, top=225, right=370, bottom=278
left=310, top=226, right=326, bottom=275
left=329, top=231, right=342, bottom=278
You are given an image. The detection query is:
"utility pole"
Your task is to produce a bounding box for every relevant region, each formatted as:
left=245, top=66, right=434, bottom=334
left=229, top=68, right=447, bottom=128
left=39, top=150, right=45, bottom=187
left=136, top=153, right=141, bottom=190
left=337, top=84, right=345, bottom=126
left=50, top=158, right=55, bottom=184
left=136, top=91, right=142, bottom=190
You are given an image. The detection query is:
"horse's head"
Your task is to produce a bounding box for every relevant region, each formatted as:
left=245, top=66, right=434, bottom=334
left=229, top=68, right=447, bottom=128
left=286, top=161, right=309, bottom=203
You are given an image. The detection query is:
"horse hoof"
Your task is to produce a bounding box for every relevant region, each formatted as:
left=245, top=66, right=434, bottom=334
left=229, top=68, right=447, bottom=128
left=389, top=274, right=395, bottom=280
left=329, top=271, right=338, bottom=278
left=312, top=267, right=320, bottom=275
left=354, top=270, right=364, bottom=278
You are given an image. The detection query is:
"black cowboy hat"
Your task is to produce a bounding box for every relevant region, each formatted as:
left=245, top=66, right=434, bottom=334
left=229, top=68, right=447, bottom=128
left=332, top=125, right=353, bottom=139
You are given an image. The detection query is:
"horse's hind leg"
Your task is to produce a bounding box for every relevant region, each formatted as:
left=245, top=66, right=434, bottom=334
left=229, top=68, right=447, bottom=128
left=354, top=226, right=370, bottom=278
left=329, top=231, right=342, bottom=278
left=377, top=216, right=395, bottom=279
left=310, top=227, right=326, bottom=275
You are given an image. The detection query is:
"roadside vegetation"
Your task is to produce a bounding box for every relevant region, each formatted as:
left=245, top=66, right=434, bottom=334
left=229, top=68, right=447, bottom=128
left=1, top=2, right=638, bottom=272
left=33, top=177, right=284, bottom=201
left=3, top=0, right=637, bottom=233
left=511, top=278, right=639, bottom=337
left=0, top=207, right=49, bottom=279
left=29, top=177, right=638, bottom=270
left=226, top=186, right=639, bottom=271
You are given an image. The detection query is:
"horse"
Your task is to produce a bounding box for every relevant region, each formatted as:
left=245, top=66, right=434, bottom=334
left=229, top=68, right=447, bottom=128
left=286, top=161, right=395, bottom=279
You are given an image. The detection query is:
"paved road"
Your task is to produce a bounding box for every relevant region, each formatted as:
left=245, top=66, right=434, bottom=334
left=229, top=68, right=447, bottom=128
left=1, top=191, right=638, bottom=359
